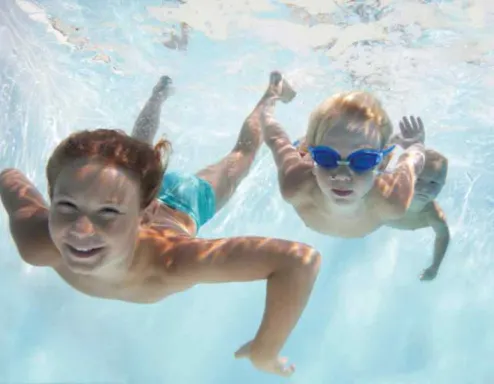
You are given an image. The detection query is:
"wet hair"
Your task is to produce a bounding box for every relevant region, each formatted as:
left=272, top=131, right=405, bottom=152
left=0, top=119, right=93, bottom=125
left=305, top=91, right=393, bottom=149
left=46, top=129, right=171, bottom=209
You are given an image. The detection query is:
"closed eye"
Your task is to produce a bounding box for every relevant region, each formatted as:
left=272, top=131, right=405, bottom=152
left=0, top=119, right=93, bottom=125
left=56, top=200, right=77, bottom=213
left=99, top=207, right=122, bottom=217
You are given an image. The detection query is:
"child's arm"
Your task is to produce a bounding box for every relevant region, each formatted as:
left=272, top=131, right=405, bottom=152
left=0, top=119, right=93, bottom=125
left=376, top=143, right=426, bottom=216
left=158, top=235, right=321, bottom=377
left=421, top=201, right=450, bottom=281
left=376, top=116, right=426, bottom=218
left=261, top=72, right=313, bottom=200
left=0, top=169, right=60, bottom=267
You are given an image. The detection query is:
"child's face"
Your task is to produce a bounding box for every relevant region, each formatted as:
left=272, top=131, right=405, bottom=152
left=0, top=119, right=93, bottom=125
left=412, top=158, right=447, bottom=205
left=49, top=159, right=144, bottom=275
left=312, top=121, right=383, bottom=206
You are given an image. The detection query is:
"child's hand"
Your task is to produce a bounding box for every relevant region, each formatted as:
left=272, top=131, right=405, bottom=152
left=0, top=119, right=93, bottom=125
left=420, top=265, right=438, bottom=281
left=234, top=340, right=295, bottom=377
left=392, top=116, right=426, bottom=149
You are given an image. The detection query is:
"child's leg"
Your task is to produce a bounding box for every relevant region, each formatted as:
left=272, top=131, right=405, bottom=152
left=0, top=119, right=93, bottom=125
left=131, top=76, right=175, bottom=144
left=196, top=71, right=296, bottom=212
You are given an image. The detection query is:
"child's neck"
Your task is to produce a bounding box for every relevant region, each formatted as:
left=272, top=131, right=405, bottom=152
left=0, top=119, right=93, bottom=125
left=324, top=194, right=366, bottom=216
left=91, top=248, right=137, bottom=283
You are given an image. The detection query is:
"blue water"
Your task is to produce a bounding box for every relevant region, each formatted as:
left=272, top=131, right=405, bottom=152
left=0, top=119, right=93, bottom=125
left=1, top=0, right=494, bottom=382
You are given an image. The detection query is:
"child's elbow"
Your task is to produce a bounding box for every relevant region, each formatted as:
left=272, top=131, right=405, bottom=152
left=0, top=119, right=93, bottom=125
left=289, top=244, right=322, bottom=274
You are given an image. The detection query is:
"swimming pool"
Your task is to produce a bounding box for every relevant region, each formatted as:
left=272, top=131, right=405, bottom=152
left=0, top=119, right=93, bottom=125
left=1, top=0, right=493, bottom=382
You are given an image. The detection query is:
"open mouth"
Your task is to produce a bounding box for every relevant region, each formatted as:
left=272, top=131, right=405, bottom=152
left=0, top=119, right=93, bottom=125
left=331, top=189, right=353, bottom=197
left=66, top=244, right=104, bottom=258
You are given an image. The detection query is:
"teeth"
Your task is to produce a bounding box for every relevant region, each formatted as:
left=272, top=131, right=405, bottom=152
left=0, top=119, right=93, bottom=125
left=74, top=247, right=95, bottom=252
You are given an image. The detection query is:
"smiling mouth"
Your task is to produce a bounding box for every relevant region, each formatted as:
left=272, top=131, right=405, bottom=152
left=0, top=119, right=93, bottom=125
left=66, top=244, right=105, bottom=258
left=331, top=189, right=353, bottom=197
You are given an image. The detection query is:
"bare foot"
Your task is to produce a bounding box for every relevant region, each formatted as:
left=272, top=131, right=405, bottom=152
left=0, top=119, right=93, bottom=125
left=152, top=75, right=175, bottom=100
left=268, top=71, right=296, bottom=103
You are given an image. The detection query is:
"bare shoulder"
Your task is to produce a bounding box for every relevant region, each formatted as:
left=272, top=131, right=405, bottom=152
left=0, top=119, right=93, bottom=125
left=425, top=201, right=446, bottom=219
left=0, top=168, right=61, bottom=267
left=424, top=201, right=449, bottom=233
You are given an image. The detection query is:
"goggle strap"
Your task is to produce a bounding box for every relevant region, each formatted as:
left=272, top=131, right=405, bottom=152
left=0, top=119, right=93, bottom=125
left=382, top=145, right=396, bottom=156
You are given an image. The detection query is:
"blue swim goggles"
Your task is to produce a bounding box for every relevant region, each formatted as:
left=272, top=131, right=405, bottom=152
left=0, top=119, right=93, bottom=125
left=308, top=145, right=395, bottom=173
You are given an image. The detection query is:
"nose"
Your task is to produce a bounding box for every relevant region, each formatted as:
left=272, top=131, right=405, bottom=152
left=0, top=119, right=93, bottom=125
left=328, top=166, right=352, bottom=182
left=69, top=215, right=96, bottom=238
left=330, top=173, right=351, bottom=182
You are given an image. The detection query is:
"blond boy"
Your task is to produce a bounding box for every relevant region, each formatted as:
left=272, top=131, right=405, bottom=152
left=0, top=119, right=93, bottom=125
left=387, top=117, right=449, bottom=281
left=260, top=71, right=426, bottom=238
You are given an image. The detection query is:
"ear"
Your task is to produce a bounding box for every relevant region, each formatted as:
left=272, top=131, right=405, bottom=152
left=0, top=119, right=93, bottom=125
left=140, top=200, right=160, bottom=226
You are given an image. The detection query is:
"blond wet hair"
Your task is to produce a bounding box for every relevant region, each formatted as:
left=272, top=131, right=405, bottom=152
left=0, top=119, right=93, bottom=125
left=302, top=91, right=393, bottom=151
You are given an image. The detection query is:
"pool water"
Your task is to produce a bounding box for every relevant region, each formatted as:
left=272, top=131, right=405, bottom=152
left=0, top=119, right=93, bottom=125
left=1, top=0, right=493, bottom=382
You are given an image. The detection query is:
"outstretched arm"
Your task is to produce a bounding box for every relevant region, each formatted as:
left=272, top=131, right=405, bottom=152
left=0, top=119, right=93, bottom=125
left=0, top=169, right=59, bottom=266
left=421, top=202, right=450, bottom=281
left=158, top=234, right=321, bottom=377
left=131, top=76, right=174, bottom=144
left=260, top=72, right=313, bottom=199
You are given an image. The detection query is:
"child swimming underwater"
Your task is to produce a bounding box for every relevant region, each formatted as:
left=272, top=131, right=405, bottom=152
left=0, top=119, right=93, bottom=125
left=0, top=74, right=319, bottom=378
left=258, top=71, right=426, bottom=238
left=386, top=116, right=450, bottom=281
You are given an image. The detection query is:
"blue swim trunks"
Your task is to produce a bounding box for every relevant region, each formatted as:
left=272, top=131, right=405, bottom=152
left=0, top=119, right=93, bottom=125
left=157, top=172, right=216, bottom=229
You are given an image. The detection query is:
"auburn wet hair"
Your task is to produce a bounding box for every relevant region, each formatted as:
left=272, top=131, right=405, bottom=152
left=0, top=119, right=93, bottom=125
left=46, top=129, right=171, bottom=209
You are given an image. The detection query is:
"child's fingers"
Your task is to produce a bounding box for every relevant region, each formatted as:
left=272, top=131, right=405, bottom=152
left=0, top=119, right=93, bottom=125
left=401, top=117, right=412, bottom=135
left=417, top=116, right=424, bottom=130
left=399, top=121, right=406, bottom=134
left=410, top=116, right=420, bottom=130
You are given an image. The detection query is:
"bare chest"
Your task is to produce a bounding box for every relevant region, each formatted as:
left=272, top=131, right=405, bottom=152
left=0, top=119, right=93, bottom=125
left=294, top=199, right=382, bottom=238
left=55, top=267, right=169, bottom=304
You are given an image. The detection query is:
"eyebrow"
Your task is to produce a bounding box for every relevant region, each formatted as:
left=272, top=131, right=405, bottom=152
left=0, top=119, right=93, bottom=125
left=53, top=191, right=126, bottom=205
left=101, top=199, right=125, bottom=206
left=52, top=192, right=74, bottom=200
